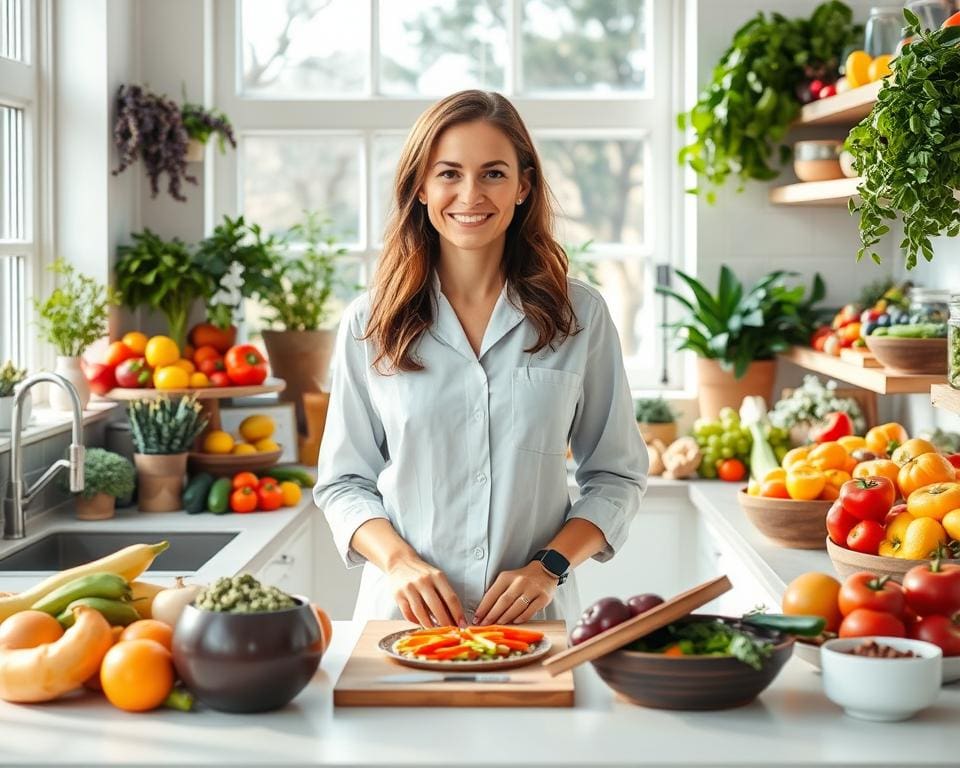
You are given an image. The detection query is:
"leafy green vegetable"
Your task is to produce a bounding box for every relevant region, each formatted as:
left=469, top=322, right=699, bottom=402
left=679, top=1, right=860, bottom=197
left=628, top=619, right=774, bottom=671
left=846, top=11, right=960, bottom=269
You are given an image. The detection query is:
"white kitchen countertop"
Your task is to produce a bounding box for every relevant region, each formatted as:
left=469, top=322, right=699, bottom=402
left=0, top=481, right=956, bottom=767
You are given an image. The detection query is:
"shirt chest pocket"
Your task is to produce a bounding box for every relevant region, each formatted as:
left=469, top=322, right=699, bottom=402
left=511, top=367, right=582, bottom=455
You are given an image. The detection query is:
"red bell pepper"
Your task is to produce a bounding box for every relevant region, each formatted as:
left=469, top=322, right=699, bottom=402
left=946, top=454, right=960, bottom=469
left=114, top=357, right=153, bottom=388
left=81, top=360, right=117, bottom=396
left=809, top=411, right=854, bottom=443
left=224, top=344, right=268, bottom=386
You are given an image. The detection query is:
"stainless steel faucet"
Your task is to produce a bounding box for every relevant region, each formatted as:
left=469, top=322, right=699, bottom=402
left=2, top=373, right=85, bottom=539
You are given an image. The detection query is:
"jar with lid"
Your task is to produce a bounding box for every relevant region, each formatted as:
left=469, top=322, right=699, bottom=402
left=909, top=287, right=951, bottom=324
left=864, top=7, right=904, bottom=57
left=949, top=296, right=960, bottom=388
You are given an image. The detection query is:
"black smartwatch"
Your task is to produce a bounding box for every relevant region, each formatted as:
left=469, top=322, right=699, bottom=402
left=532, top=549, right=569, bottom=585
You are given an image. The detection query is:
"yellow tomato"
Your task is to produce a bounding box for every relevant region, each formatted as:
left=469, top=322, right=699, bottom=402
left=786, top=465, right=826, bottom=501
left=231, top=443, right=257, bottom=455
left=824, top=469, right=851, bottom=489
left=942, top=508, right=960, bottom=541
left=837, top=435, right=867, bottom=454
left=907, top=482, right=960, bottom=521
left=121, top=331, right=148, bottom=355
left=899, top=517, right=948, bottom=560
left=853, top=459, right=901, bottom=494
left=818, top=483, right=840, bottom=501
left=808, top=442, right=848, bottom=471
left=153, top=365, right=189, bottom=390
left=279, top=481, right=301, bottom=507
left=172, top=358, right=196, bottom=375
left=868, top=54, right=892, bottom=82
left=781, top=572, right=842, bottom=633
left=762, top=467, right=787, bottom=483
left=890, top=438, right=938, bottom=468
left=865, top=422, right=909, bottom=458
left=845, top=50, right=873, bottom=88
left=189, top=372, right=210, bottom=388
left=898, top=453, right=956, bottom=499
left=202, top=430, right=235, bottom=455
left=145, top=336, right=180, bottom=368
left=781, top=447, right=810, bottom=470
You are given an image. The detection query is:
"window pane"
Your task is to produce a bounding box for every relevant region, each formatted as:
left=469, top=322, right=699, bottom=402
left=522, top=0, right=647, bottom=93
left=240, top=0, right=368, bottom=97
left=372, top=133, right=405, bottom=243
left=379, top=0, right=507, bottom=95
left=537, top=137, right=645, bottom=246
left=241, top=134, right=362, bottom=244
left=0, top=105, right=23, bottom=239
left=0, top=0, right=23, bottom=62
left=0, top=254, right=25, bottom=367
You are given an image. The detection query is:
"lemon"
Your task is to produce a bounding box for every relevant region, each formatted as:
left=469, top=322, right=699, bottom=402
left=231, top=443, right=257, bottom=455
left=203, top=430, right=235, bottom=454
left=239, top=414, right=275, bottom=442
left=868, top=54, right=892, bottom=82
left=844, top=50, right=872, bottom=88
left=254, top=438, right=280, bottom=453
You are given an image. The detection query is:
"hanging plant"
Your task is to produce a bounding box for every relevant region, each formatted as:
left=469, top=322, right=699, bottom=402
left=181, top=100, right=237, bottom=154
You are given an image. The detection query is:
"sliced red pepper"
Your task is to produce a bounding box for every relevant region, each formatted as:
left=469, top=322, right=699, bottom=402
left=431, top=644, right=477, bottom=660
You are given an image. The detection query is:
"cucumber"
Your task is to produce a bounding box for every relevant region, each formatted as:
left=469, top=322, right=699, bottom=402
left=267, top=466, right=315, bottom=487
left=741, top=613, right=825, bottom=637
left=183, top=473, right=215, bottom=515
left=206, top=477, right=232, bottom=514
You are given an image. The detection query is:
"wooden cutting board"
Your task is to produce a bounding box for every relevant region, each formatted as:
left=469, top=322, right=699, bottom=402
left=333, top=620, right=574, bottom=707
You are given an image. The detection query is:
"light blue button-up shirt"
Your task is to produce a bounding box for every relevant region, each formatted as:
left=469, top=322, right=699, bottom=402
left=314, top=274, right=648, bottom=624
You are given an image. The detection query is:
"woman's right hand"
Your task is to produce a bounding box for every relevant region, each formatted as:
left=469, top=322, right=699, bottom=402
left=386, top=556, right=466, bottom=628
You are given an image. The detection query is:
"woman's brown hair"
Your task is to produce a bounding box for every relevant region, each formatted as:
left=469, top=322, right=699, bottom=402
left=363, top=90, right=577, bottom=373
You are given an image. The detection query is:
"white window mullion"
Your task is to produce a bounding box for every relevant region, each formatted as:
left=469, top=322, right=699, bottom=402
left=509, top=0, right=522, bottom=96
left=369, top=0, right=379, bottom=97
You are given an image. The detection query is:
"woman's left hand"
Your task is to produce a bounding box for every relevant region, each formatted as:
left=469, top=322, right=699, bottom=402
left=473, top=562, right=557, bottom=625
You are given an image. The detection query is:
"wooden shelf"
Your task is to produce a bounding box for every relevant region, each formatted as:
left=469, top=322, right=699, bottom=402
left=770, top=176, right=862, bottom=206
left=780, top=347, right=946, bottom=395
left=797, top=81, right=881, bottom=126
left=931, top=384, right=960, bottom=414
left=104, top=379, right=285, bottom=401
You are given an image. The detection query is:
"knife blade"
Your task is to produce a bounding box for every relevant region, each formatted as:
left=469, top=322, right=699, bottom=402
left=374, top=672, right=514, bottom=684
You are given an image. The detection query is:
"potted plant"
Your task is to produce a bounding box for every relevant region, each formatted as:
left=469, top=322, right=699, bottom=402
left=181, top=99, right=237, bottom=163
left=257, top=211, right=352, bottom=432
left=59, top=447, right=135, bottom=521
left=115, top=229, right=209, bottom=349
left=657, top=266, right=825, bottom=420
left=128, top=395, right=207, bottom=513
left=634, top=397, right=678, bottom=445
left=34, top=259, right=118, bottom=411
left=0, top=361, right=28, bottom=433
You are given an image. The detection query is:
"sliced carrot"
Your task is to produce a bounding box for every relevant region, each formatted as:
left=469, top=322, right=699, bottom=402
left=413, top=638, right=460, bottom=655
left=408, top=626, right=456, bottom=636
left=495, top=638, right=530, bottom=652
left=662, top=644, right=685, bottom=657
left=432, top=644, right=478, bottom=660
left=495, top=628, right=543, bottom=643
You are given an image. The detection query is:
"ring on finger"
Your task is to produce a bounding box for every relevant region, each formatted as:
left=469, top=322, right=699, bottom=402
left=518, top=595, right=531, bottom=607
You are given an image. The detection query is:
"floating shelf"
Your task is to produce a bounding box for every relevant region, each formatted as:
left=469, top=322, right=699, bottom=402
left=797, top=81, right=882, bottom=126
left=931, top=384, right=960, bottom=414
left=780, top=347, right=946, bottom=395
left=769, top=177, right=862, bottom=206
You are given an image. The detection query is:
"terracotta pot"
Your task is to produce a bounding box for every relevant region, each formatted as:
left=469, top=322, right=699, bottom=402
left=50, top=356, right=90, bottom=411
left=133, top=453, right=188, bottom=513
left=696, top=358, right=776, bottom=421
left=184, top=138, right=205, bottom=163
left=75, top=492, right=116, bottom=521
left=262, top=329, right=335, bottom=433
left=637, top=421, right=677, bottom=445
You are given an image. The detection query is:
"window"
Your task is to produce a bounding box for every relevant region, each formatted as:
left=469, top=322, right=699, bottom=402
left=215, top=0, right=682, bottom=389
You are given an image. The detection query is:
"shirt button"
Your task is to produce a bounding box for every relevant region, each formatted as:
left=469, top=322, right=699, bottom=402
left=474, top=410, right=483, bottom=422
left=475, top=472, right=486, bottom=484
left=474, top=547, right=485, bottom=560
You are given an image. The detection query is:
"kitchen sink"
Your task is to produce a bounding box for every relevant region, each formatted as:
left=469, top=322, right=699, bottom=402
left=0, top=531, right=239, bottom=572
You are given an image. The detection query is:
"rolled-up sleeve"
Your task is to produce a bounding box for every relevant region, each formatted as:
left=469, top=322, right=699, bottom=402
left=567, top=294, right=648, bottom=561
left=314, top=298, right=390, bottom=567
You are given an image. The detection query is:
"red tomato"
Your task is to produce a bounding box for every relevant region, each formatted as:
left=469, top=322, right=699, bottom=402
left=230, top=486, right=258, bottom=513
left=902, top=560, right=960, bottom=617
left=208, top=371, right=231, bottom=387
left=946, top=454, right=960, bottom=470
left=198, top=357, right=226, bottom=376
left=846, top=520, right=885, bottom=555
left=224, top=345, right=268, bottom=386
left=717, top=458, right=746, bottom=482
left=232, top=472, right=259, bottom=490
left=839, top=476, right=895, bottom=522
left=104, top=341, right=137, bottom=368
left=838, top=571, right=905, bottom=618
left=256, top=481, right=283, bottom=511
left=839, top=608, right=906, bottom=639
left=826, top=499, right=859, bottom=546
left=943, top=10, right=960, bottom=27
left=909, top=615, right=960, bottom=656
left=883, top=503, right=909, bottom=527
left=114, top=358, right=153, bottom=388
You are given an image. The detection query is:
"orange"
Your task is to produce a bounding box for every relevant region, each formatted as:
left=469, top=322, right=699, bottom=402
left=0, top=610, right=64, bottom=649
left=311, top=604, right=333, bottom=653
left=231, top=443, right=257, bottom=455
left=153, top=365, right=190, bottom=390
left=868, top=54, right=892, bottom=82
left=845, top=50, right=872, bottom=88
left=203, top=430, right=235, bottom=454
left=144, top=336, right=180, bottom=368
left=119, top=620, right=173, bottom=652
left=782, top=572, right=842, bottom=633
left=100, top=638, right=174, bottom=712
left=121, top=331, right=148, bottom=355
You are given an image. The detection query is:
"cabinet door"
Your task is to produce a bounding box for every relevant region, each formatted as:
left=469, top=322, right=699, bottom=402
left=256, top=519, right=314, bottom=599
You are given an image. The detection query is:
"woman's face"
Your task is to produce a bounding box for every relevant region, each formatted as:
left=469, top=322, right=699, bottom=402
left=419, top=120, right=530, bottom=257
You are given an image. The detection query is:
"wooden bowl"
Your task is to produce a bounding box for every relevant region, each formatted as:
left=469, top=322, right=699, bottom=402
left=825, top=537, right=928, bottom=581
left=737, top=489, right=832, bottom=549
left=864, top=336, right=947, bottom=375
left=187, top=448, right=282, bottom=477
left=590, top=615, right=794, bottom=710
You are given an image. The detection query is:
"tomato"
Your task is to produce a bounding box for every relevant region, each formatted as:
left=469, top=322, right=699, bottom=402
left=104, top=341, right=137, bottom=368
left=852, top=460, right=901, bottom=495
left=826, top=499, right=859, bottom=545
left=121, top=331, right=148, bottom=355
left=119, top=619, right=174, bottom=652
left=781, top=572, right=843, bottom=633
left=257, top=480, right=284, bottom=511
left=100, top=638, right=174, bottom=712
left=717, top=458, right=746, bottom=482
left=943, top=10, right=960, bottom=27
left=899, top=454, right=957, bottom=499
left=865, top=422, right=909, bottom=458
left=781, top=447, right=810, bottom=469
left=189, top=323, right=236, bottom=354
left=209, top=371, right=231, bottom=387
left=907, top=482, right=960, bottom=522
left=838, top=435, right=867, bottom=454
left=818, top=483, right=840, bottom=501
left=232, top=472, right=259, bottom=490
left=153, top=365, right=190, bottom=391
left=199, top=356, right=226, bottom=376
left=890, top=438, right=938, bottom=467
left=839, top=476, right=895, bottom=522
left=810, top=326, right=833, bottom=351
left=114, top=358, right=153, bottom=388
left=947, top=454, right=960, bottom=469
left=81, top=360, right=117, bottom=396
left=809, top=412, right=853, bottom=443
left=808, top=442, right=848, bottom=471
left=761, top=478, right=791, bottom=498
left=839, top=608, right=906, bottom=639
left=838, top=571, right=905, bottom=617
left=909, top=615, right=960, bottom=656
left=192, top=345, right=221, bottom=366
left=311, top=604, right=333, bottom=654
left=144, top=336, right=180, bottom=369
left=883, top=502, right=909, bottom=527
left=902, top=559, right=960, bottom=617
left=224, top=344, right=268, bottom=386
left=846, top=520, right=885, bottom=555
left=786, top=465, right=826, bottom=500
left=230, top=486, right=258, bottom=513
left=280, top=480, right=302, bottom=507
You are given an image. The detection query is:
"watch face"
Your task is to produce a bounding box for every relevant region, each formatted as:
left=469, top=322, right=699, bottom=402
left=540, top=550, right=569, bottom=577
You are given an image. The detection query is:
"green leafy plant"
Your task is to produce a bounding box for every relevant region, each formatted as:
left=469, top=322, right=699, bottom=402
left=656, top=267, right=826, bottom=379
left=679, top=1, right=860, bottom=198
left=634, top=397, right=676, bottom=424
left=127, top=395, right=208, bottom=454
left=181, top=98, right=237, bottom=154
left=565, top=239, right=599, bottom=287
left=258, top=211, right=350, bottom=331
left=60, top=447, right=135, bottom=500
left=846, top=12, right=960, bottom=269
left=0, top=361, right=27, bottom=397
left=115, top=229, right=208, bottom=349
left=34, top=259, right=118, bottom=357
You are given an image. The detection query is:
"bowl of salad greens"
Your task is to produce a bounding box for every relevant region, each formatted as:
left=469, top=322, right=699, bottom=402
left=590, top=614, right=794, bottom=710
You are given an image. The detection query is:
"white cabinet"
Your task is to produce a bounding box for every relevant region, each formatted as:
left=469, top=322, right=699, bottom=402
left=254, top=517, right=314, bottom=599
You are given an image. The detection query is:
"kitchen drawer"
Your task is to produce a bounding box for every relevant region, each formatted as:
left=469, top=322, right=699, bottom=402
left=255, top=518, right=314, bottom=598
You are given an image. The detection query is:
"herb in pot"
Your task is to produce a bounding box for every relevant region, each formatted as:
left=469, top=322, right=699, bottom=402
left=634, top=397, right=676, bottom=425
left=847, top=11, right=960, bottom=269
left=0, top=361, right=26, bottom=398
left=181, top=100, right=237, bottom=154
left=33, top=259, right=119, bottom=357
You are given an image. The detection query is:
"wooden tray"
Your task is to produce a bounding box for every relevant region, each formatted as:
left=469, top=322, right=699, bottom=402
left=187, top=448, right=282, bottom=477
left=334, top=620, right=574, bottom=707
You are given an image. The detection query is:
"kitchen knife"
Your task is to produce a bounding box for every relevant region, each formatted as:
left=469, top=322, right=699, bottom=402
left=374, top=672, right=514, bottom=684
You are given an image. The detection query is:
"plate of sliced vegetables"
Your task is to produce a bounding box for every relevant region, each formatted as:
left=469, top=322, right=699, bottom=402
left=379, top=625, right=552, bottom=671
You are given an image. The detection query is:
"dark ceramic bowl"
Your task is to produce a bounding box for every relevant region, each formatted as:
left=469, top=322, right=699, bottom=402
left=172, top=597, right=323, bottom=713
left=590, top=614, right=794, bottom=710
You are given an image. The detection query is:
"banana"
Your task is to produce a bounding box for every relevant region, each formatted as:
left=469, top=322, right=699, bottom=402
left=57, top=597, right=140, bottom=629
left=0, top=541, right=169, bottom=622
left=31, top=573, right=131, bottom=616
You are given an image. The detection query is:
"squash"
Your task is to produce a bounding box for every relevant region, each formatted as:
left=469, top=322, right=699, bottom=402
left=0, top=606, right=113, bottom=702
left=129, top=580, right=167, bottom=620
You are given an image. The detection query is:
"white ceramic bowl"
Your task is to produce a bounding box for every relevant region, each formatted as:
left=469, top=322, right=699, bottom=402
left=797, top=639, right=960, bottom=684
left=821, top=636, right=942, bottom=721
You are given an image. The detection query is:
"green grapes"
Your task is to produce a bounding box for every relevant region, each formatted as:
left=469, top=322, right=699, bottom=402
left=693, top=409, right=752, bottom=478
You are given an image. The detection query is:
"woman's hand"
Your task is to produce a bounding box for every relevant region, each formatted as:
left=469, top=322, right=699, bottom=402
left=386, top=556, right=467, bottom=628
left=474, top=562, right=557, bottom=625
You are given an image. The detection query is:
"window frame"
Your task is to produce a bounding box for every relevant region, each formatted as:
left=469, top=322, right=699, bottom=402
left=214, top=0, right=686, bottom=391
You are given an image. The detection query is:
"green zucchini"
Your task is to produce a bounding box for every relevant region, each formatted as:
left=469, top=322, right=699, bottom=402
left=182, top=473, right=215, bottom=514
left=742, top=613, right=826, bottom=637
left=206, top=477, right=233, bottom=514
left=266, top=466, right=315, bottom=487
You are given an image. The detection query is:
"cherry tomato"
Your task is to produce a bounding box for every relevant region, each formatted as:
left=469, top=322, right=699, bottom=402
left=909, top=614, right=960, bottom=656
left=839, top=476, right=895, bottom=522
left=232, top=472, right=259, bottom=490
left=838, top=571, right=905, bottom=618
left=230, top=486, right=258, bottom=514
left=846, top=520, right=885, bottom=555
left=209, top=370, right=231, bottom=388
left=839, top=608, right=906, bottom=639
left=717, top=458, right=746, bottom=482
left=902, top=559, right=960, bottom=617
left=826, top=499, right=859, bottom=546
left=256, top=481, right=283, bottom=512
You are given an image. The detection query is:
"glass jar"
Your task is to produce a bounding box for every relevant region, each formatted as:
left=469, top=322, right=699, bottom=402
left=905, top=0, right=953, bottom=31
left=949, top=297, right=960, bottom=388
left=909, top=287, right=951, bottom=324
left=864, top=7, right=904, bottom=57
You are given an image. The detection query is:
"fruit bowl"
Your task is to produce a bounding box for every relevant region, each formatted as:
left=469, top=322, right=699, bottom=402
left=864, top=336, right=947, bottom=375
left=825, top=536, right=928, bottom=581
left=187, top=448, right=282, bottom=477
left=737, top=490, right=832, bottom=549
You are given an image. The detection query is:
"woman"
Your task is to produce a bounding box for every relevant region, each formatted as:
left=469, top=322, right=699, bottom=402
left=314, top=90, right=648, bottom=628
